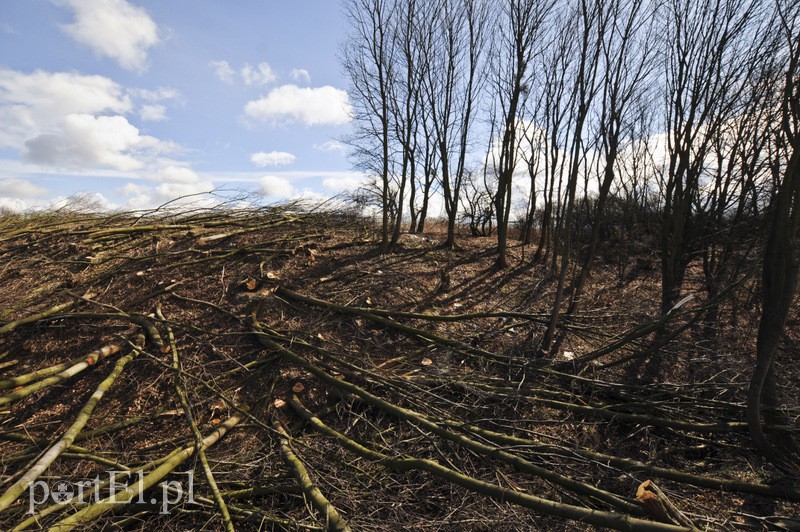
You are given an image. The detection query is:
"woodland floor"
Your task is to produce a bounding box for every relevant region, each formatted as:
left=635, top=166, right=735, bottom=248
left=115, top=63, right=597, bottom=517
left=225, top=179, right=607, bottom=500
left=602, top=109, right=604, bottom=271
left=0, top=205, right=798, bottom=531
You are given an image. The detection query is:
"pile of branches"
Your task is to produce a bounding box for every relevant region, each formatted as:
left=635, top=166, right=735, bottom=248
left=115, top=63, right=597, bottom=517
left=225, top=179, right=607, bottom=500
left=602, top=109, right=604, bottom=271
left=0, top=204, right=798, bottom=531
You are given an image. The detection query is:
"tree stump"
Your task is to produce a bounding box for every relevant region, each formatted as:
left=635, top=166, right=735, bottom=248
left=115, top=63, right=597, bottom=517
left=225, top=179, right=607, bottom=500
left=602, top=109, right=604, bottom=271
left=636, top=479, right=698, bottom=530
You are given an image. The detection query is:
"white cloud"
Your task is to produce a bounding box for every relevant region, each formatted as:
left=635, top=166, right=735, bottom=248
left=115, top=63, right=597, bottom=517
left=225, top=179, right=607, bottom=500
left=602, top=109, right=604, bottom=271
left=322, top=173, right=369, bottom=193
left=132, top=88, right=180, bottom=122
left=0, top=68, right=132, bottom=149
left=315, top=139, right=347, bottom=154
left=211, top=61, right=277, bottom=86
left=140, top=104, right=167, bottom=122
left=149, top=165, right=200, bottom=183
left=153, top=181, right=214, bottom=200
left=120, top=164, right=214, bottom=209
left=130, top=86, right=181, bottom=102
left=0, top=197, right=31, bottom=211
left=293, top=189, right=336, bottom=205
left=259, top=175, right=295, bottom=198
left=210, top=60, right=236, bottom=84
left=122, top=180, right=215, bottom=209
left=55, top=0, right=160, bottom=72
left=0, top=192, right=120, bottom=214
left=0, top=68, right=182, bottom=173
left=290, top=68, right=311, bottom=84
left=250, top=151, right=296, bottom=167
left=22, top=113, right=173, bottom=171
left=0, top=178, right=48, bottom=198
left=244, top=85, right=352, bottom=127
left=241, top=63, right=277, bottom=86
left=49, top=191, right=118, bottom=211
left=424, top=193, right=446, bottom=218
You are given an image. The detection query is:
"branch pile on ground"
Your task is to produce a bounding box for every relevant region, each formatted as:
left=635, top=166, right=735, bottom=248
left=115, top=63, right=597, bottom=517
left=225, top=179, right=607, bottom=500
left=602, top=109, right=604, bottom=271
left=0, top=204, right=797, bottom=531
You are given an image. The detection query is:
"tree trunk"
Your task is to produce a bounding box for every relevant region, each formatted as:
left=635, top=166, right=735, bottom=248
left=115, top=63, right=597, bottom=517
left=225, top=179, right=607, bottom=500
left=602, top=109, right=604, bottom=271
left=747, top=144, right=800, bottom=468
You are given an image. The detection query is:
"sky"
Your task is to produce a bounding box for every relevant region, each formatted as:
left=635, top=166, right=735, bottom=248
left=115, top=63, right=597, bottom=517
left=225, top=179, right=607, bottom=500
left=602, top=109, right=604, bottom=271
left=0, top=0, right=364, bottom=212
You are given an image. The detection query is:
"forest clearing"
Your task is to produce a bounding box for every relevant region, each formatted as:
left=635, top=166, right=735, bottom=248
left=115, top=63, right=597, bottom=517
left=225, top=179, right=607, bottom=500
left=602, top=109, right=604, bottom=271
left=0, top=203, right=798, bottom=531
left=1, top=0, right=800, bottom=528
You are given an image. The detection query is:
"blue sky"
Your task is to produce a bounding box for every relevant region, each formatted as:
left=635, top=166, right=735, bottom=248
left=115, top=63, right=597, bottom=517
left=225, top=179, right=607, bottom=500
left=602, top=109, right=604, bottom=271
left=0, top=0, right=363, bottom=211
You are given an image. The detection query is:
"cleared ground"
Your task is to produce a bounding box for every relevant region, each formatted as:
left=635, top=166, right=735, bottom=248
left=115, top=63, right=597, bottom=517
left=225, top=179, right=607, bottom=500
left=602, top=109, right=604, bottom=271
left=0, top=205, right=798, bottom=531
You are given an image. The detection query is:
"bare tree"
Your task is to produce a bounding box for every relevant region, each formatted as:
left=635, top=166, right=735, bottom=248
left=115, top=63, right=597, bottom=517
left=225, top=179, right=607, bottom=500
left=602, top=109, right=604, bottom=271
left=460, top=169, right=495, bottom=236
left=342, top=0, right=397, bottom=253
left=532, top=28, right=573, bottom=265
left=696, top=40, right=777, bottom=339
left=411, top=102, right=440, bottom=233
left=491, top=0, right=551, bottom=268
left=659, top=0, right=756, bottom=313
left=423, top=0, right=490, bottom=249
left=519, top=121, right=546, bottom=245
left=747, top=0, right=800, bottom=469
left=387, top=0, right=427, bottom=249
left=540, top=0, right=607, bottom=354
left=567, top=0, right=656, bottom=314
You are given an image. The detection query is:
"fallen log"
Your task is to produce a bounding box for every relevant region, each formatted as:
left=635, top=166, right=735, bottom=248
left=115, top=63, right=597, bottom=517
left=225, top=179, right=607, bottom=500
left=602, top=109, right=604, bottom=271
left=48, top=409, right=246, bottom=531
left=0, top=292, right=94, bottom=335
left=289, top=395, right=690, bottom=532
left=274, top=420, right=352, bottom=532
left=251, top=315, right=641, bottom=515
left=0, top=337, right=143, bottom=512
left=0, top=343, right=122, bottom=408
left=0, top=344, right=121, bottom=392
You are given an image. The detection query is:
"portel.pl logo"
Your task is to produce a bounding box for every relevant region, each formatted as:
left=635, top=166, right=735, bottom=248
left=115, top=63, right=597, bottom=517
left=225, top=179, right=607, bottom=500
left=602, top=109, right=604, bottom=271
left=28, top=470, right=195, bottom=515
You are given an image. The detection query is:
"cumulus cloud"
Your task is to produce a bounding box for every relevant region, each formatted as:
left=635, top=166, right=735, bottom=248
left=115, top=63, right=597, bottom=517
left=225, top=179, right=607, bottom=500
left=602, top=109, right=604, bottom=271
left=0, top=197, right=30, bottom=211
left=315, top=139, right=347, bottom=154
left=0, top=196, right=42, bottom=213
left=122, top=167, right=214, bottom=209
left=0, top=192, right=119, bottom=214
left=49, top=191, right=118, bottom=211
left=22, top=113, right=172, bottom=171
left=0, top=68, right=132, bottom=149
left=292, top=189, right=335, bottom=205
left=0, top=178, right=48, bottom=198
left=241, top=63, right=277, bottom=86
left=259, top=175, right=295, bottom=198
left=150, top=165, right=200, bottom=183
left=0, top=68, right=181, bottom=172
left=133, top=88, right=180, bottom=122
left=124, top=164, right=212, bottom=208
left=210, top=60, right=236, bottom=84
left=322, top=173, right=369, bottom=193
left=211, top=61, right=277, bottom=86
left=140, top=104, right=167, bottom=121
left=290, top=68, right=311, bottom=84
left=150, top=181, right=214, bottom=202
left=244, top=85, right=352, bottom=127
left=250, top=151, right=296, bottom=167
left=55, top=0, right=160, bottom=71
